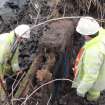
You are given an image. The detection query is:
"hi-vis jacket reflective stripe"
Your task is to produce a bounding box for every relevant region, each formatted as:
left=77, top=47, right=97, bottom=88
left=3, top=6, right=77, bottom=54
left=0, top=31, right=19, bottom=77
left=73, top=48, right=84, bottom=79
left=72, top=28, right=105, bottom=95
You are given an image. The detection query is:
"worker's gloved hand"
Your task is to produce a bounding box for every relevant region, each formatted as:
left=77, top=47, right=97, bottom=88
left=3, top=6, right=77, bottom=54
left=77, top=88, right=85, bottom=98
left=77, top=91, right=85, bottom=97
left=87, top=94, right=99, bottom=101
left=36, top=69, right=52, bottom=81
left=86, top=89, right=100, bottom=101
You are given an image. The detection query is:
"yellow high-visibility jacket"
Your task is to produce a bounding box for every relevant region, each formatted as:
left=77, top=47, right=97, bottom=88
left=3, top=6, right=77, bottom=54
left=72, top=28, right=105, bottom=96
left=0, top=31, right=19, bottom=78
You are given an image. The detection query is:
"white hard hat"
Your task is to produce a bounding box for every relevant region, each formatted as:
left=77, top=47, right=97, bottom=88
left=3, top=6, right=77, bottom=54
left=14, top=24, right=30, bottom=38
left=76, top=16, right=100, bottom=35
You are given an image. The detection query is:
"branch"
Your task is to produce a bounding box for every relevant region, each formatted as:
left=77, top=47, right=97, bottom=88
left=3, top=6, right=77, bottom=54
left=21, top=78, right=74, bottom=105
left=47, top=94, right=52, bottom=105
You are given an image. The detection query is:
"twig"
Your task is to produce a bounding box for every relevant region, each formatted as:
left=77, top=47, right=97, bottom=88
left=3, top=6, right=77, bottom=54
left=63, top=0, right=66, bottom=17
left=11, top=74, right=19, bottom=105
left=18, top=16, right=83, bottom=39
left=47, top=94, right=52, bottom=105
left=11, top=72, right=26, bottom=105
left=36, top=101, right=39, bottom=105
left=30, top=0, right=40, bottom=13
left=23, top=95, right=28, bottom=105
left=31, top=16, right=105, bottom=30
left=30, top=16, right=82, bottom=30
left=34, top=5, right=41, bottom=25
left=87, top=0, right=92, bottom=11
left=11, top=98, right=25, bottom=102
left=12, top=72, right=26, bottom=94
left=16, top=16, right=105, bottom=42
left=21, top=78, right=74, bottom=105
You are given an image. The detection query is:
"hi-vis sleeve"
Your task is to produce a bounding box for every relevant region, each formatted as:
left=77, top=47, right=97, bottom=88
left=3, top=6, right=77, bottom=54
left=77, top=47, right=104, bottom=96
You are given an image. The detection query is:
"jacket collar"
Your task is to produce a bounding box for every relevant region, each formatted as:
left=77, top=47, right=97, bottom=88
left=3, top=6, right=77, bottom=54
left=84, top=27, right=105, bottom=49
